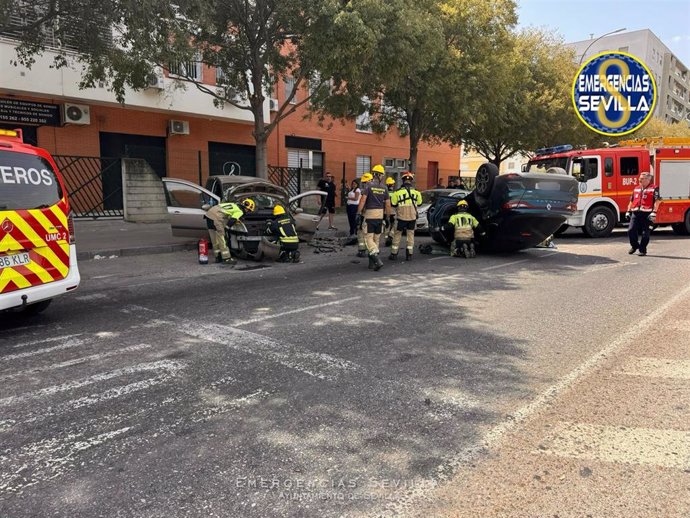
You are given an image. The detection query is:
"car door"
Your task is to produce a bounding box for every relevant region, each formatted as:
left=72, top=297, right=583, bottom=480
left=161, top=178, right=219, bottom=238
left=289, top=190, right=326, bottom=242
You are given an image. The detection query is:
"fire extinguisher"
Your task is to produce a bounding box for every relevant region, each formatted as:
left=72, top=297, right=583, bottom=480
left=198, top=238, right=209, bottom=265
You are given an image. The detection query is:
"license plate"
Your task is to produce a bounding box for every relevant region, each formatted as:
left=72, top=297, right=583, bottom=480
left=0, top=252, right=31, bottom=269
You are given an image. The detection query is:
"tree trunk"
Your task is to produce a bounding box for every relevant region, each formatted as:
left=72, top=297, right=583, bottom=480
left=252, top=104, right=269, bottom=179
left=408, top=109, right=421, bottom=174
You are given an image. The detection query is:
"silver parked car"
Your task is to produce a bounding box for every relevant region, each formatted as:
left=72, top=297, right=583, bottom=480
left=162, top=175, right=326, bottom=260
left=416, top=189, right=469, bottom=233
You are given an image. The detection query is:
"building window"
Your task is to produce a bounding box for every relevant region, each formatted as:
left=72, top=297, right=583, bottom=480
left=396, top=159, right=407, bottom=168
left=356, top=156, right=371, bottom=177
left=169, top=56, right=202, bottom=81
left=284, top=77, right=298, bottom=104
left=384, top=158, right=395, bottom=168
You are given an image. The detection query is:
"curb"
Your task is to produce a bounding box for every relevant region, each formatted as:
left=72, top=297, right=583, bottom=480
left=77, top=242, right=197, bottom=261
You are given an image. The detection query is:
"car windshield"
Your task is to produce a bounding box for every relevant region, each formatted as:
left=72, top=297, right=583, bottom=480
left=228, top=193, right=282, bottom=211
left=0, top=150, right=63, bottom=210
left=525, top=157, right=569, bottom=173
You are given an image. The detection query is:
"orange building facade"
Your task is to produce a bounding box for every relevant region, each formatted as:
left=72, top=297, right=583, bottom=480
left=1, top=46, right=460, bottom=200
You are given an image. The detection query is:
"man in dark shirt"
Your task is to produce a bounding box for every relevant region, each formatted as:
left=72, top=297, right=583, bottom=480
left=317, top=172, right=337, bottom=230
left=356, top=165, right=393, bottom=271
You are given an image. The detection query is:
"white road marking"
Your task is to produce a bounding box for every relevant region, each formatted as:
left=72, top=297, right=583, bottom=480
left=9, top=334, right=82, bottom=349
left=0, top=427, right=131, bottom=493
left=1, top=338, right=86, bottom=362
left=481, top=258, right=530, bottom=271
left=537, top=422, right=690, bottom=470
left=379, top=281, right=690, bottom=517
left=0, top=343, right=152, bottom=382
left=231, top=296, right=361, bottom=327
left=616, top=357, right=690, bottom=380
left=0, top=360, right=184, bottom=408
left=173, top=318, right=358, bottom=381
left=73, top=293, right=108, bottom=301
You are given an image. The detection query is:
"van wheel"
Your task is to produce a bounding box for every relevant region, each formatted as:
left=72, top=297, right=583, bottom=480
left=22, top=299, right=52, bottom=316
left=583, top=206, right=616, bottom=238
left=475, top=163, right=499, bottom=197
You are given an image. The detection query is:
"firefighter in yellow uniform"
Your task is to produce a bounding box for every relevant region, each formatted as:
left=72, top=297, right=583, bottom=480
left=384, top=176, right=397, bottom=247
left=356, top=164, right=393, bottom=271
left=266, top=205, right=301, bottom=263
left=205, top=198, right=256, bottom=265
left=447, top=200, right=483, bottom=258
left=389, top=172, right=422, bottom=261
left=356, top=172, right=373, bottom=257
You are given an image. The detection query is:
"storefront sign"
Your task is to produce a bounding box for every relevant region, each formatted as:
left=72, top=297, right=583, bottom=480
left=0, top=98, right=61, bottom=127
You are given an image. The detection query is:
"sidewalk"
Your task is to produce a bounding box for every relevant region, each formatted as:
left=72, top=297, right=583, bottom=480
left=74, top=219, right=196, bottom=260
left=74, top=211, right=354, bottom=261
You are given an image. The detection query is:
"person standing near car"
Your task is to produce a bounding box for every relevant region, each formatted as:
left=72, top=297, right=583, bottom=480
left=384, top=176, right=397, bottom=247
left=346, top=179, right=362, bottom=236
left=205, top=198, right=256, bottom=266
left=317, top=171, right=338, bottom=230
left=356, top=165, right=393, bottom=271
left=626, top=171, right=660, bottom=256
left=389, top=172, right=422, bottom=261
left=356, top=173, right=373, bottom=257
left=266, top=205, right=300, bottom=263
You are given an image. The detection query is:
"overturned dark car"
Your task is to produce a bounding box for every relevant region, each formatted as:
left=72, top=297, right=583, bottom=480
left=427, top=164, right=579, bottom=252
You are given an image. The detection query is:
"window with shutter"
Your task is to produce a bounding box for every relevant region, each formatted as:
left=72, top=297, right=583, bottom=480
left=356, top=156, right=371, bottom=177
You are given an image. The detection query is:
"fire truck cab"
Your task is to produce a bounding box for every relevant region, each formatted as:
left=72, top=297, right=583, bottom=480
left=525, top=139, right=690, bottom=237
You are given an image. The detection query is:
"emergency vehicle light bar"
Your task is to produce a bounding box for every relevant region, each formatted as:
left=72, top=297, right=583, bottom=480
left=534, top=144, right=573, bottom=156
left=0, top=129, right=22, bottom=140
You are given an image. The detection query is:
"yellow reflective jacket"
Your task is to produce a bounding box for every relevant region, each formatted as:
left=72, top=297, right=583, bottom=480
left=449, top=212, right=480, bottom=229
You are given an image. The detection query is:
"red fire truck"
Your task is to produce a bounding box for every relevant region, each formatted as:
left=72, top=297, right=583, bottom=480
left=524, top=138, right=690, bottom=237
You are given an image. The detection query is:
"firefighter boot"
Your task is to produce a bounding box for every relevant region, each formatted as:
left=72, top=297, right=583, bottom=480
left=292, top=250, right=301, bottom=263
left=357, top=249, right=367, bottom=258
left=468, top=243, right=476, bottom=258
left=368, top=254, right=376, bottom=270
left=388, top=252, right=398, bottom=261
left=215, top=253, right=222, bottom=264
left=373, top=254, right=384, bottom=271
left=461, top=243, right=470, bottom=258
left=406, top=249, right=412, bottom=261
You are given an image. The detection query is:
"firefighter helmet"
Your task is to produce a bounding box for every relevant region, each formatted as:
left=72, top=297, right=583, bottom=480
left=241, top=198, right=256, bottom=212
left=456, top=199, right=469, bottom=211
left=273, top=205, right=286, bottom=216
left=361, top=172, right=373, bottom=183
left=385, top=177, right=395, bottom=186
left=372, top=164, right=385, bottom=175
left=401, top=171, right=414, bottom=182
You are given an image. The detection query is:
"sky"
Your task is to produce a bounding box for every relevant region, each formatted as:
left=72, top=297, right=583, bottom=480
left=517, top=0, right=690, bottom=66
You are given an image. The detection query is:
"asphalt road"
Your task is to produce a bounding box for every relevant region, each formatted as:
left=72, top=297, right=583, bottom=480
left=1, top=229, right=689, bottom=518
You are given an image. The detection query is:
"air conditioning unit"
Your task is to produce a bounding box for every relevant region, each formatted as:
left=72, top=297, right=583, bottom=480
left=145, top=69, right=165, bottom=90
left=168, top=119, right=190, bottom=136
left=61, top=103, right=91, bottom=125
left=269, top=98, right=279, bottom=111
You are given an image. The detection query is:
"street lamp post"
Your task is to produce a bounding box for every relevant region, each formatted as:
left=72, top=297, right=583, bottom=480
left=578, top=28, right=627, bottom=66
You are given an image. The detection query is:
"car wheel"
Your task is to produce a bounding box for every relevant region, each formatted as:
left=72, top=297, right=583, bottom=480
left=21, top=299, right=52, bottom=316
left=683, top=210, right=690, bottom=235
left=582, top=205, right=616, bottom=238
left=554, top=224, right=569, bottom=236
left=475, top=163, right=499, bottom=197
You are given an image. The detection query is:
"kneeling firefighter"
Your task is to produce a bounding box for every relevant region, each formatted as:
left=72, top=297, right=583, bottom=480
left=389, top=171, right=422, bottom=261
left=266, top=205, right=300, bottom=263
left=447, top=200, right=484, bottom=258
left=356, top=164, right=393, bottom=271
left=205, top=198, right=256, bottom=265
left=356, top=172, right=373, bottom=257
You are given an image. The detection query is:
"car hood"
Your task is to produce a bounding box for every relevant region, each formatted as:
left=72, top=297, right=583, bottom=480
left=226, top=181, right=289, bottom=200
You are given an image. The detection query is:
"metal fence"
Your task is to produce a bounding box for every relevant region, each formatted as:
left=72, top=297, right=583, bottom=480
left=54, top=156, right=123, bottom=218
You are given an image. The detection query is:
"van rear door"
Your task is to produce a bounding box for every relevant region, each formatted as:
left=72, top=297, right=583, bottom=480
left=0, top=150, right=69, bottom=294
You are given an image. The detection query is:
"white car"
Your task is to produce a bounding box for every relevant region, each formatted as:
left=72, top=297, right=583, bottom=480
left=416, top=189, right=469, bottom=233
left=162, top=175, right=326, bottom=260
